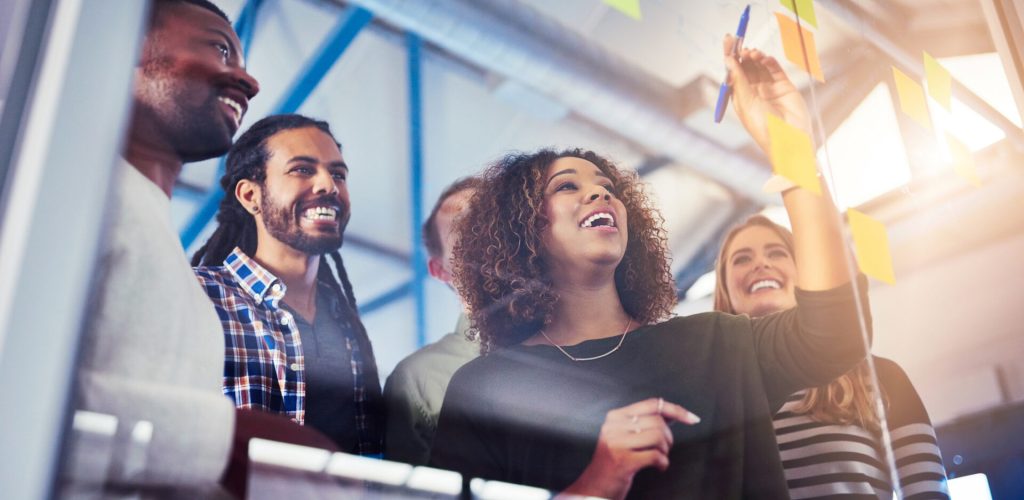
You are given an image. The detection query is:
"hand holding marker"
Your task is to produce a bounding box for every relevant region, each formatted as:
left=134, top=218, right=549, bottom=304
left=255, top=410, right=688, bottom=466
left=714, top=4, right=751, bottom=123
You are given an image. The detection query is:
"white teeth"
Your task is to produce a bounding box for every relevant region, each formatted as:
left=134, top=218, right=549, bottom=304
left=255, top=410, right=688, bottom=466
left=302, top=206, right=337, bottom=221
left=580, top=212, right=615, bottom=228
left=217, top=96, right=242, bottom=126
left=749, top=280, right=782, bottom=293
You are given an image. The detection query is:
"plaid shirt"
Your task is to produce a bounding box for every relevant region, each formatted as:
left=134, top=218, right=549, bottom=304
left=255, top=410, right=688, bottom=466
left=194, top=247, right=382, bottom=454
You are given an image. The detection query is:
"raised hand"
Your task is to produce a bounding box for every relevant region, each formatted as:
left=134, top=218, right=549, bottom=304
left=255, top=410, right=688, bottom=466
left=724, top=34, right=812, bottom=156
left=560, top=398, right=700, bottom=500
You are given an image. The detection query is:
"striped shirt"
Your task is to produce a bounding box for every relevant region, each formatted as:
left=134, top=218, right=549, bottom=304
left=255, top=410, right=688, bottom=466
left=773, top=357, right=949, bottom=499
left=194, top=247, right=383, bottom=455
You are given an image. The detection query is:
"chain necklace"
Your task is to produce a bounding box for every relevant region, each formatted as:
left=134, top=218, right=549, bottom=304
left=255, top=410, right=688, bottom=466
left=539, top=318, right=633, bottom=362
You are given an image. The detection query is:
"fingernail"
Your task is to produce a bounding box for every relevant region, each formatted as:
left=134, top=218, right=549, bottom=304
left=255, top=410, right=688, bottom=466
left=687, top=412, right=701, bottom=424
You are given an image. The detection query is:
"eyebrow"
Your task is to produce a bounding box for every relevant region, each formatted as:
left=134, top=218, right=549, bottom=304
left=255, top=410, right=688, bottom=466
left=544, top=167, right=611, bottom=189
left=287, top=156, right=348, bottom=170
left=202, top=27, right=243, bottom=61
left=729, top=242, right=789, bottom=260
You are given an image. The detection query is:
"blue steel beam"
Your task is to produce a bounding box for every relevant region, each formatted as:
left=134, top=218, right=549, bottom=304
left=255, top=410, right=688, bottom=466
left=407, top=32, right=428, bottom=348
left=359, top=280, right=413, bottom=316
left=179, top=5, right=374, bottom=248
left=235, top=0, right=262, bottom=59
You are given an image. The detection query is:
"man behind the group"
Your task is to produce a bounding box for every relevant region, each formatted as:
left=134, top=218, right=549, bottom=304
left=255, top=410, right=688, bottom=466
left=384, top=177, right=481, bottom=465
left=75, top=0, right=263, bottom=493
left=192, top=113, right=384, bottom=456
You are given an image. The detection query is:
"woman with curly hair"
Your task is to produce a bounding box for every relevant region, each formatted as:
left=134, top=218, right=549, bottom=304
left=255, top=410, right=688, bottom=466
left=429, top=37, right=871, bottom=499
left=714, top=215, right=948, bottom=498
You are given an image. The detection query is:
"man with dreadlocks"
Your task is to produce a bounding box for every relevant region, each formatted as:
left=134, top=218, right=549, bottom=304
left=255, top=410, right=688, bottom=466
left=193, top=113, right=384, bottom=456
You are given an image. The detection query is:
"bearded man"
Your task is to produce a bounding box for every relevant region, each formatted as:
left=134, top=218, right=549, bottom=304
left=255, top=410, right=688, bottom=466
left=192, top=114, right=383, bottom=456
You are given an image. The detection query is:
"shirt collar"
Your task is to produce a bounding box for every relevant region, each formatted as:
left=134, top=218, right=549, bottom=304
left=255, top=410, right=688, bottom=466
left=224, top=247, right=286, bottom=307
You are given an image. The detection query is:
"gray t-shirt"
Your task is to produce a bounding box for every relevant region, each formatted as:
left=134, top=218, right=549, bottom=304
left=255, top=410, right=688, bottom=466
left=75, top=161, right=233, bottom=491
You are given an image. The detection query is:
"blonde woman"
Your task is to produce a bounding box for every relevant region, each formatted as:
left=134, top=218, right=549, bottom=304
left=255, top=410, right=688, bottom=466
left=714, top=214, right=949, bottom=499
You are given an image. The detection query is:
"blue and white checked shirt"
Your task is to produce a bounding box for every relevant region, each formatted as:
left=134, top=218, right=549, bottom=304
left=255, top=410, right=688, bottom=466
left=194, top=247, right=382, bottom=455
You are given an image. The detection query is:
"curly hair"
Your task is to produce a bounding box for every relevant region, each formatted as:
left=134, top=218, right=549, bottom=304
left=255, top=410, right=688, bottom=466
left=452, top=148, right=676, bottom=355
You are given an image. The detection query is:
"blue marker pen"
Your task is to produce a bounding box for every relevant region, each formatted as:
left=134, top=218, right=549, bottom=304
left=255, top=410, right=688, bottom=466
left=714, top=5, right=751, bottom=123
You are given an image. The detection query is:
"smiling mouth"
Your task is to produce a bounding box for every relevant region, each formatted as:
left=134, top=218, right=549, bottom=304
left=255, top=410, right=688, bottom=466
left=301, top=206, right=339, bottom=222
left=217, top=96, right=243, bottom=128
left=580, top=212, right=616, bottom=229
left=749, top=279, right=782, bottom=293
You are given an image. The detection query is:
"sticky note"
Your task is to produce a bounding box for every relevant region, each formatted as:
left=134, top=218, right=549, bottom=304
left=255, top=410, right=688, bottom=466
left=603, top=0, right=642, bottom=20
left=946, top=133, right=981, bottom=186
left=767, top=113, right=821, bottom=195
left=847, top=208, right=895, bottom=285
left=780, top=0, right=818, bottom=28
left=892, top=66, right=932, bottom=131
left=775, top=12, right=825, bottom=82
left=924, top=51, right=952, bottom=111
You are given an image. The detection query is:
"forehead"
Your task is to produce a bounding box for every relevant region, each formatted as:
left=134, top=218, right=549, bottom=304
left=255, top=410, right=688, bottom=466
left=440, top=188, right=475, bottom=214
left=265, top=127, right=343, bottom=161
left=728, top=225, right=788, bottom=255
left=152, top=3, right=237, bottom=40
left=545, top=156, right=605, bottom=178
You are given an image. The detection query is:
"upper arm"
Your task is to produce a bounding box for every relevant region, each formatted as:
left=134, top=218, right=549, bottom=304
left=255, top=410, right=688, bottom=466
left=751, top=279, right=871, bottom=408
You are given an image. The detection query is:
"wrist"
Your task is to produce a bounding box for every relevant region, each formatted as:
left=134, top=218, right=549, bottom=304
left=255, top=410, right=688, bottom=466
left=562, top=465, right=631, bottom=500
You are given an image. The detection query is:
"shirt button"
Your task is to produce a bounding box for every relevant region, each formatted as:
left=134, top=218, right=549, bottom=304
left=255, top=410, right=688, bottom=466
left=290, top=363, right=300, bottom=371
left=272, top=283, right=282, bottom=292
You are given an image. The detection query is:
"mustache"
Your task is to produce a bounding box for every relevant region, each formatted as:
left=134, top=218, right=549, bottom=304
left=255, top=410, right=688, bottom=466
left=299, top=195, right=348, bottom=215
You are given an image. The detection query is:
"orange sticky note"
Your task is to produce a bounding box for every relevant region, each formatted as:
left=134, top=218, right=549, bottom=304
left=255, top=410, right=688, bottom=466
left=603, top=0, right=642, bottom=20
left=924, top=51, right=952, bottom=111
left=780, top=0, right=818, bottom=28
left=892, top=67, right=932, bottom=131
left=847, top=208, right=896, bottom=285
left=774, top=12, right=825, bottom=82
left=767, top=113, right=821, bottom=195
left=946, top=133, right=981, bottom=186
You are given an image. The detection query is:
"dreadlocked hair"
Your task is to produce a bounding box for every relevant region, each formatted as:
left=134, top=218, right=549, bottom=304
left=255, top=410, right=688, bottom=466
left=318, top=251, right=378, bottom=369
left=191, top=114, right=339, bottom=267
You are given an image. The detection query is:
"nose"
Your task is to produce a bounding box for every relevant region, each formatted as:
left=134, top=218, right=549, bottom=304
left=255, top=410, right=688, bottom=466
left=753, top=253, right=773, bottom=270
left=313, top=169, right=338, bottom=195
left=233, top=66, right=259, bottom=100
left=586, top=186, right=611, bottom=203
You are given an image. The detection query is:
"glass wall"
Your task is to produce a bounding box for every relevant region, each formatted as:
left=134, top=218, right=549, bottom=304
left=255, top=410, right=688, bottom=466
left=3, top=0, right=1019, bottom=498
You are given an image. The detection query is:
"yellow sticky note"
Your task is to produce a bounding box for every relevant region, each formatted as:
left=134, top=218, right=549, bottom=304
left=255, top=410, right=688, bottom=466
left=603, top=0, right=642, bottom=20
left=946, top=133, right=981, bottom=186
left=774, top=12, right=825, bottom=82
left=924, top=51, right=952, bottom=111
left=780, top=0, right=818, bottom=28
left=892, top=66, right=932, bottom=131
left=847, top=208, right=896, bottom=285
left=767, top=113, right=821, bottom=195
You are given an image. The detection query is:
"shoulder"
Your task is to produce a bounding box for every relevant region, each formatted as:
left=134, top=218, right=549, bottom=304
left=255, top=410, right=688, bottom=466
left=873, top=356, right=932, bottom=426
left=643, top=313, right=751, bottom=344
left=192, top=266, right=248, bottom=303
left=873, top=356, right=915, bottom=391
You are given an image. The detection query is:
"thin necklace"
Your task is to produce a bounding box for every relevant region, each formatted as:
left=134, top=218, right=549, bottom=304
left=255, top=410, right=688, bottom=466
left=539, top=318, right=633, bottom=362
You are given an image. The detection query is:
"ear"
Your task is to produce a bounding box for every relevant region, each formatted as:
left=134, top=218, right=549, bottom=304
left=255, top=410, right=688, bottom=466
left=427, top=256, right=451, bottom=284
left=235, top=179, right=261, bottom=216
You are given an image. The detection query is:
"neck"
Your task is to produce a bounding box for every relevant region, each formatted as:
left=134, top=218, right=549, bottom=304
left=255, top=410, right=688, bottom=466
left=123, top=123, right=185, bottom=198
left=253, top=238, right=321, bottom=321
left=528, top=271, right=632, bottom=347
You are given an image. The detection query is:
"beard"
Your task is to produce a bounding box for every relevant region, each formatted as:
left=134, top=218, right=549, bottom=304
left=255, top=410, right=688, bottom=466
left=139, top=56, right=236, bottom=162
left=260, top=193, right=348, bottom=255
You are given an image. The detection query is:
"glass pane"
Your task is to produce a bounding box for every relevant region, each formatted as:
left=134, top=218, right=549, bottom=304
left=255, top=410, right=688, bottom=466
left=33, top=0, right=1024, bottom=498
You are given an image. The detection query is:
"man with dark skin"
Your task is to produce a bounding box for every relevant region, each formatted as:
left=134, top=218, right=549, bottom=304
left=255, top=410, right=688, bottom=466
left=75, top=1, right=331, bottom=497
